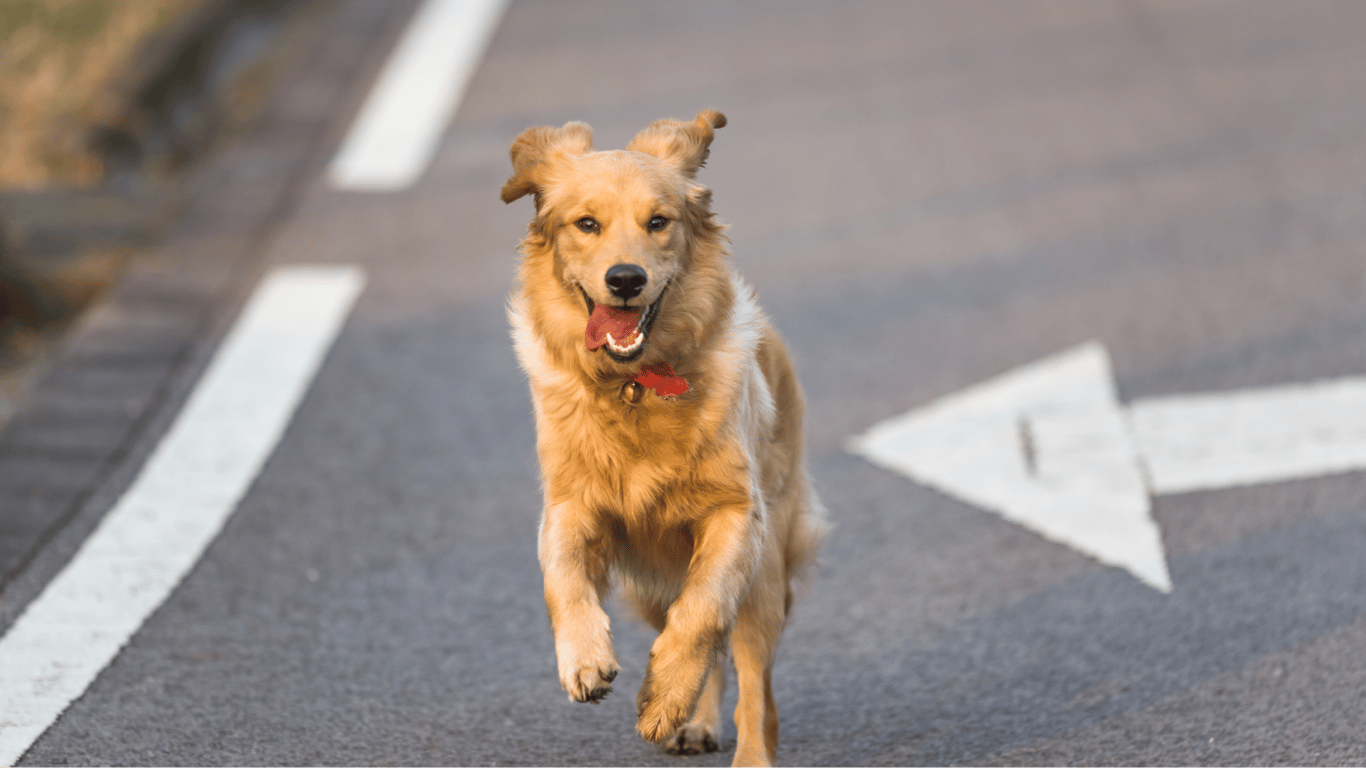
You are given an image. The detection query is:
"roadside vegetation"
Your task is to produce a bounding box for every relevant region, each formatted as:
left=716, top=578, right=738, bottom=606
left=1, top=0, right=190, bottom=410
left=1, top=0, right=188, bottom=187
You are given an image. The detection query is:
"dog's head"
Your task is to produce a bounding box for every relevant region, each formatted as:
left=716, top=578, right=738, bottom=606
left=503, top=111, right=729, bottom=368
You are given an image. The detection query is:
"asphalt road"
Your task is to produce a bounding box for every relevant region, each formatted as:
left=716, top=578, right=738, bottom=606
left=4, top=0, right=1366, bottom=765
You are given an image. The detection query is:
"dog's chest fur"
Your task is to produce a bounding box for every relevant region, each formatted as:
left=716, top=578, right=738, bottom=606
left=510, top=280, right=773, bottom=529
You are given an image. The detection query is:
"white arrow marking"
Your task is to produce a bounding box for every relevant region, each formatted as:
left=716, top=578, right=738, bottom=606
left=1130, top=378, right=1366, bottom=494
left=848, top=341, right=1366, bottom=593
left=847, top=342, right=1170, bottom=592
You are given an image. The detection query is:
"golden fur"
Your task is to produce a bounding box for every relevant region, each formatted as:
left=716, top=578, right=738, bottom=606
left=503, top=110, right=828, bottom=767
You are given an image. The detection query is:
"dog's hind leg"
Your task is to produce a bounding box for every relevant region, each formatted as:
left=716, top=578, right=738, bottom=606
left=729, top=557, right=786, bottom=766
left=663, top=664, right=725, bottom=755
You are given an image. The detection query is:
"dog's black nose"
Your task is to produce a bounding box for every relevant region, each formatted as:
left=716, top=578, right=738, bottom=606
left=605, top=264, right=648, bottom=300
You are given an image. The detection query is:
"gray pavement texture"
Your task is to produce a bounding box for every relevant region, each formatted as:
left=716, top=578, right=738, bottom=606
left=4, top=0, right=1366, bottom=765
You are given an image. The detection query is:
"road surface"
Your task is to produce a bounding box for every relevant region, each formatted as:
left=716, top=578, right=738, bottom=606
left=3, top=1, right=1366, bottom=764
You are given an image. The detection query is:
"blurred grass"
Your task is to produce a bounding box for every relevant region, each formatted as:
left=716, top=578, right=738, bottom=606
left=0, top=0, right=190, bottom=188
left=0, top=248, right=127, bottom=365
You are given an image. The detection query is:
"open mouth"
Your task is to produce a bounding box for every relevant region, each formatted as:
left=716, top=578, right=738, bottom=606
left=581, top=284, right=666, bottom=363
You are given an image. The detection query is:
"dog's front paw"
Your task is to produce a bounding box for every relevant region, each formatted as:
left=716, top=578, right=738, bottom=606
left=635, top=631, right=718, bottom=743
left=636, top=671, right=689, bottom=742
left=635, top=663, right=702, bottom=743
left=663, top=723, right=720, bottom=755
left=562, top=656, right=619, bottom=704
left=557, top=636, right=620, bottom=703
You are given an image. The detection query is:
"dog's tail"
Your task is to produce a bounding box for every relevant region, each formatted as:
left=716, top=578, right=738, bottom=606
left=783, top=476, right=831, bottom=617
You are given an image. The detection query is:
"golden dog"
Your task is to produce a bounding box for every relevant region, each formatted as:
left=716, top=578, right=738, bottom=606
left=502, top=110, right=828, bottom=767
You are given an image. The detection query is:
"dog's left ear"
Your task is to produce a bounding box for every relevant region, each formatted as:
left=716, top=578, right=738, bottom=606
left=501, top=121, right=595, bottom=206
left=625, top=110, right=726, bottom=179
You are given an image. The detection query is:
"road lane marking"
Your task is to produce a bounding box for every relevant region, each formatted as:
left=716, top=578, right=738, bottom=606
left=848, top=341, right=1366, bottom=593
left=328, top=0, right=510, bottom=191
left=0, top=266, right=365, bottom=765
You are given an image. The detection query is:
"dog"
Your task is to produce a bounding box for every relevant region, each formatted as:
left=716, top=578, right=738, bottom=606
left=502, top=110, right=828, bottom=767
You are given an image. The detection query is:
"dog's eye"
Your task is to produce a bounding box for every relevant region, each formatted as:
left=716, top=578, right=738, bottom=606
left=575, top=217, right=599, bottom=233
left=647, top=216, right=669, bottom=232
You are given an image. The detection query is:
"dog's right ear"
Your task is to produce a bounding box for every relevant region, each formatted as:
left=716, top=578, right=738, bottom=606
left=500, top=121, right=594, bottom=206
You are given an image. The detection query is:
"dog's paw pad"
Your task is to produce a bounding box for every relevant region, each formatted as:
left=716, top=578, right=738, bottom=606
left=662, top=724, right=719, bottom=755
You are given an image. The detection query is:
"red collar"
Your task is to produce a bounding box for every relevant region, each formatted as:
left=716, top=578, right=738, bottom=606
left=634, top=363, right=689, bottom=399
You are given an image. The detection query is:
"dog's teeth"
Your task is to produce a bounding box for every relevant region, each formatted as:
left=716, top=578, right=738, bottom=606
left=605, top=330, right=643, bottom=354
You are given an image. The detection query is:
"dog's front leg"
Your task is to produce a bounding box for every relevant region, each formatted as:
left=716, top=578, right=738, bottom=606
left=636, top=499, right=759, bottom=743
left=539, top=501, right=620, bottom=703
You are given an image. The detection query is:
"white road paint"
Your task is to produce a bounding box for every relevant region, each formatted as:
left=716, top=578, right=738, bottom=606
left=0, top=266, right=365, bottom=766
left=328, top=0, right=509, bottom=191
left=848, top=343, right=1170, bottom=592
left=848, top=341, right=1366, bottom=593
left=1131, top=377, right=1366, bottom=494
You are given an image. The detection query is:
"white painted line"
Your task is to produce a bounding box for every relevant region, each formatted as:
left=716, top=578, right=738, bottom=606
left=1131, top=377, right=1366, bottom=494
left=0, top=266, right=365, bottom=765
left=328, top=0, right=510, bottom=191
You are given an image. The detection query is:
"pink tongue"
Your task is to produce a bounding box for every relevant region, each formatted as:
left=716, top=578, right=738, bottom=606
left=585, top=304, right=642, bottom=350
